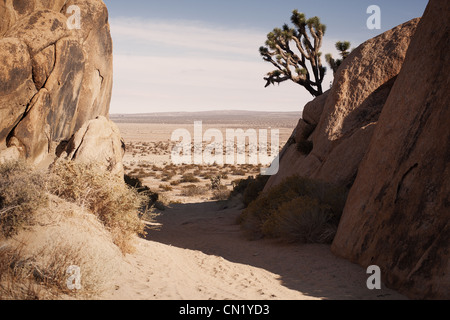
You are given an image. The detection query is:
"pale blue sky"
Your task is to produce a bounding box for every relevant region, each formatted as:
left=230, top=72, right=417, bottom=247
left=107, top=0, right=428, bottom=114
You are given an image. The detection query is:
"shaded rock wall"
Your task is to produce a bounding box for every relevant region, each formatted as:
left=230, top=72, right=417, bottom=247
left=332, top=0, right=449, bottom=299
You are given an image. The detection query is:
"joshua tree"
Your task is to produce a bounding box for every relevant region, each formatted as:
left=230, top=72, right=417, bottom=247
left=325, top=41, right=351, bottom=74
left=259, top=10, right=327, bottom=97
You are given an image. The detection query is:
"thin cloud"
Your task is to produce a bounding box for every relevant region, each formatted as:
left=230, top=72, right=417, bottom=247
left=109, top=17, right=337, bottom=113
left=110, top=17, right=265, bottom=59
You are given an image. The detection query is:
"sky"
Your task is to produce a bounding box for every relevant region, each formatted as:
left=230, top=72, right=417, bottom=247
left=106, top=0, right=429, bottom=114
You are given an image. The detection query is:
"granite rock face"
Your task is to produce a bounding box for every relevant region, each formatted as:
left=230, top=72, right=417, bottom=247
left=264, top=19, right=420, bottom=191
left=0, top=0, right=113, bottom=167
left=62, top=116, right=125, bottom=177
left=332, top=0, right=449, bottom=299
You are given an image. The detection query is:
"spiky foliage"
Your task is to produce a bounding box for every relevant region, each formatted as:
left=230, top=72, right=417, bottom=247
left=326, top=41, right=352, bottom=74
left=259, top=10, right=327, bottom=97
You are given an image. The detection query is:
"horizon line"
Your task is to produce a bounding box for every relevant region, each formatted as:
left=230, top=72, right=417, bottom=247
left=109, top=109, right=303, bottom=116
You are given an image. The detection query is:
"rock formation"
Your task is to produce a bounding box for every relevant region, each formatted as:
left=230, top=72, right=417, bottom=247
left=332, top=0, right=449, bottom=299
left=0, top=0, right=114, bottom=167
left=264, top=18, right=420, bottom=191
left=264, top=0, right=448, bottom=299
left=61, top=116, right=125, bottom=177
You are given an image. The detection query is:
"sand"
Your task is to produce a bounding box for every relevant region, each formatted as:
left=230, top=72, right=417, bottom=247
left=99, top=114, right=407, bottom=300
left=100, top=200, right=405, bottom=300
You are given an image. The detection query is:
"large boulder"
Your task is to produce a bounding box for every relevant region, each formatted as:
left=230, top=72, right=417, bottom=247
left=0, top=0, right=114, bottom=168
left=61, top=116, right=125, bottom=177
left=332, top=0, right=449, bottom=299
left=265, top=18, right=420, bottom=191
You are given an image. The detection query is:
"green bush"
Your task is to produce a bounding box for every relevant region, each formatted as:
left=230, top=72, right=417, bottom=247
left=0, top=161, right=48, bottom=238
left=238, top=175, right=348, bottom=243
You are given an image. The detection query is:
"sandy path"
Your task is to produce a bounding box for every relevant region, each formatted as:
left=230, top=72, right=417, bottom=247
left=101, top=201, right=406, bottom=300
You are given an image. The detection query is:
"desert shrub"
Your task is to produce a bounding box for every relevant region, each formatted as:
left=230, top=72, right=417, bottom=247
left=266, top=197, right=338, bottom=243
left=180, top=173, right=200, bottom=183
left=124, top=174, right=159, bottom=211
left=0, top=161, right=48, bottom=238
left=200, top=172, right=210, bottom=179
left=159, top=184, right=173, bottom=192
left=231, top=178, right=253, bottom=197
left=230, top=175, right=270, bottom=207
left=231, top=168, right=246, bottom=176
left=243, top=175, right=271, bottom=207
left=238, top=175, right=348, bottom=243
left=153, top=193, right=171, bottom=211
left=180, top=185, right=206, bottom=197
left=209, top=175, right=230, bottom=201
left=133, top=168, right=151, bottom=179
left=170, top=180, right=181, bottom=186
left=48, top=161, right=146, bottom=254
left=160, top=169, right=176, bottom=182
left=124, top=174, right=143, bottom=189
left=212, top=186, right=231, bottom=201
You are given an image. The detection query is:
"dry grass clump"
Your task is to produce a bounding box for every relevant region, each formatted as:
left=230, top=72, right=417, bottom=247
left=0, top=243, right=108, bottom=299
left=0, top=161, right=48, bottom=238
left=0, top=160, right=144, bottom=299
left=238, top=175, right=348, bottom=243
left=48, top=160, right=146, bottom=254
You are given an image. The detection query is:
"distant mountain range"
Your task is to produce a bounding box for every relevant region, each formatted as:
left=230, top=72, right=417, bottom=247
left=110, top=110, right=302, bottom=126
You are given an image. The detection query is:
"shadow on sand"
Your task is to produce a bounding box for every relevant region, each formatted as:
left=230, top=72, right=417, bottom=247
left=142, top=201, right=404, bottom=300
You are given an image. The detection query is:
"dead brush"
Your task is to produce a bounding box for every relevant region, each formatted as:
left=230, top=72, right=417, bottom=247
left=0, top=243, right=42, bottom=300
left=47, top=160, right=146, bottom=254
left=0, top=239, right=115, bottom=299
left=0, top=161, right=48, bottom=238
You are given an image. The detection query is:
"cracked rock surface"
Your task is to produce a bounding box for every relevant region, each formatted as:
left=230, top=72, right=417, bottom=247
left=0, top=0, right=113, bottom=165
